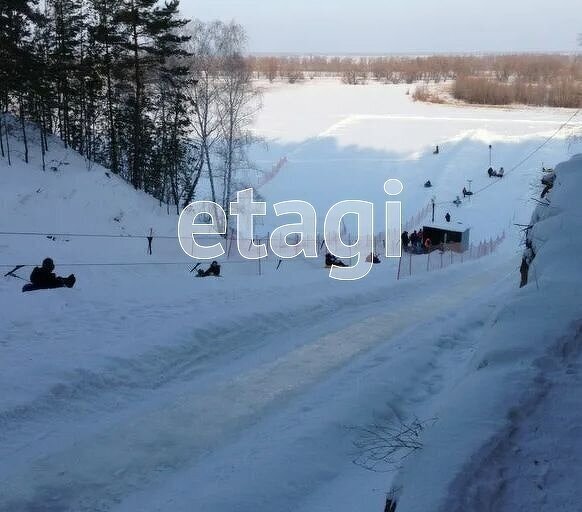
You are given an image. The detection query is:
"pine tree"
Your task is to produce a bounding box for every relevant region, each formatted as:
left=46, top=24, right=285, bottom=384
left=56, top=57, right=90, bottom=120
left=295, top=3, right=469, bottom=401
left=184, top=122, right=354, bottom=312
left=112, top=0, right=190, bottom=190
left=0, top=0, right=41, bottom=164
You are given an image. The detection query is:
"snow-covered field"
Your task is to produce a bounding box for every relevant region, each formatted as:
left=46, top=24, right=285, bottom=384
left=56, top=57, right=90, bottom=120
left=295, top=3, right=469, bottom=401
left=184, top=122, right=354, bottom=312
left=1, top=79, right=581, bottom=511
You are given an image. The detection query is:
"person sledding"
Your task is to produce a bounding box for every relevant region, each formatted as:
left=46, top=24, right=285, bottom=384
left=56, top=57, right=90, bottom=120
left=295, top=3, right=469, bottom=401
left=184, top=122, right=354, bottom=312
left=366, top=253, right=381, bottom=264
left=424, top=180, right=432, bottom=188
left=462, top=187, right=473, bottom=197
left=197, top=261, right=221, bottom=278
left=488, top=167, right=504, bottom=178
left=325, top=252, right=348, bottom=268
left=22, top=258, right=75, bottom=292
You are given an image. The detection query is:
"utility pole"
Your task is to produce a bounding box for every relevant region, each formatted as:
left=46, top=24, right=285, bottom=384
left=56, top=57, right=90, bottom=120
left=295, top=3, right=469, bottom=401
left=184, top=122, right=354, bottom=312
left=431, top=196, right=436, bottom=223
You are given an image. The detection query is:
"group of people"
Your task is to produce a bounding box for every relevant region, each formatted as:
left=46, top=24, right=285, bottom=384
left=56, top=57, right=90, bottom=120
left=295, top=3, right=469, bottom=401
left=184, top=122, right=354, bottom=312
left=324, top=252, right=381, bottom=267
left=401, top=229, right=433, bottom=253
left=487, top=167, right=505, bottom=178
left=19, top=257, right=222, bottom=293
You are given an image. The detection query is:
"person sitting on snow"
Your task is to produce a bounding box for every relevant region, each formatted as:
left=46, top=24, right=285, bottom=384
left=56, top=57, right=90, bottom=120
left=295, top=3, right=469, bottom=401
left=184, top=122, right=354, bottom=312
left=488, top=167, right=495, bottom=177
left=366, top=253, right=381, bottom=264
left=497, top=167, right=504, bottom=178
left=197, top=261, right=221, bottom=278
left=23, top=258, right=75, bottom=292
left=424, top=180, right=432, bottom=188
left=325, top=252, right=348, bottom=268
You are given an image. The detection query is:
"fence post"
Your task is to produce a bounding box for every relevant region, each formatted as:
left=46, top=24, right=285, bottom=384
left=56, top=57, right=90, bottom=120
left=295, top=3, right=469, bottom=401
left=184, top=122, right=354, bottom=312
left=227, top=230, right=235, bottom=259
left=397, top=256, right=402, bottom=280
left=409, top=252, right=412, bottom=276
left=266, top=232, right=270, bottom=260
left=426, top=251, right=430, bottom=272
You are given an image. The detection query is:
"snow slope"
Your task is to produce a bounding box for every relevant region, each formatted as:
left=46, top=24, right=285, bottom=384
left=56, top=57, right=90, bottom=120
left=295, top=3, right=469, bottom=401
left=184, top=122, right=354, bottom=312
left=1, top=80, right=581, bottom=512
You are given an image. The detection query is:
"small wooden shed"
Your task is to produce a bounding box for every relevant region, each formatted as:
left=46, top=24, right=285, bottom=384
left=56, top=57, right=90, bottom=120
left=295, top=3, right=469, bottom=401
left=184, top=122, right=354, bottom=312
left=422, top=223, right=471, bottom=252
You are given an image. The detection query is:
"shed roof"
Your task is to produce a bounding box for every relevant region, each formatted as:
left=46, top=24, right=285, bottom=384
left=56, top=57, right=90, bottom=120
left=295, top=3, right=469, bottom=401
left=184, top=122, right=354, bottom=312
left=422, top=221, right=470, bottom=233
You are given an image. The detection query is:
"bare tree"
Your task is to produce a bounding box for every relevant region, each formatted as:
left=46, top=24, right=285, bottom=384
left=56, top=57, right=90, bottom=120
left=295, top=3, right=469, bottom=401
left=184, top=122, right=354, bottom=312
left=215, top=22, right=261, bottom=221
left=184, top=21, right=225, bottom=205
left=351, top=417, right=435, bottom=472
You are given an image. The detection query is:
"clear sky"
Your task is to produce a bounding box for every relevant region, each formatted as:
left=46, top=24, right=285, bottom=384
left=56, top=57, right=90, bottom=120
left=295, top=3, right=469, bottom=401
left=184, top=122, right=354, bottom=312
left=180, top=0, right=581, bottom=54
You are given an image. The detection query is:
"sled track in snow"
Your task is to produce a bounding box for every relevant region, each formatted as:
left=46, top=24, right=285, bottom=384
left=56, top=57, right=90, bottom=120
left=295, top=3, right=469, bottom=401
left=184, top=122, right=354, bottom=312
left=0, top=280, right=402, bottom=437
left=0, top=261, right=512, bottom=512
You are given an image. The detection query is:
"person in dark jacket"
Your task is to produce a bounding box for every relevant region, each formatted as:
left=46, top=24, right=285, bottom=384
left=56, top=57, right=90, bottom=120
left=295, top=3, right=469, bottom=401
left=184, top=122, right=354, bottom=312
left=519, top=257, right=529, bottom=288
left=325, top=252, right=348, bottom=268
left=401, top=231, right=410, bottom=249
left=445, top=212, right=451, bottom=223
left=197, top=261, right=221, bottom=277
left=23, top=258, right=75, bottom=292
left=409, top=230, right=418, bottom=247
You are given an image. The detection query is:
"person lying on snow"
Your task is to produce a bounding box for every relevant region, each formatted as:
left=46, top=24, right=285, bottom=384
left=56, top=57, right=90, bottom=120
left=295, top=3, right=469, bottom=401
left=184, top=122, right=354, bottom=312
left=325, top=252, right=348, bottom=268
left=197, top=261, right=221, bottom=277
left=22, top=258, right=76, bottom=292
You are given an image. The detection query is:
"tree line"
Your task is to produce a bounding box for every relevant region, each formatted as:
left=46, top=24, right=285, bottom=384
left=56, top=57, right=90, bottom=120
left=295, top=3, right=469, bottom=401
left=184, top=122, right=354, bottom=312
left=1, top=1, right=258, bottom=214
left=249, top=54, right=582, bottom=107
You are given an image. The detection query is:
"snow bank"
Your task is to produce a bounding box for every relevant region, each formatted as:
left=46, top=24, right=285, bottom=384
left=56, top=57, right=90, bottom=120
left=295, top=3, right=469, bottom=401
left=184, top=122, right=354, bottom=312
left=393, top=153, right=582, bottom=512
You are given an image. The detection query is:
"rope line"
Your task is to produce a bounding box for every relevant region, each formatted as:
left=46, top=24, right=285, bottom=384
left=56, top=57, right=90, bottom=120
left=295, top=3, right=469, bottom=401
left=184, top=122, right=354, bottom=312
left=0, top=231, right=175, bottom=239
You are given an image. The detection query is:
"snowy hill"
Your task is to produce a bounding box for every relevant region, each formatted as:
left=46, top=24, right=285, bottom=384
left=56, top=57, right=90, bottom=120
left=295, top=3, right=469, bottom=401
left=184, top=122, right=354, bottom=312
left=1, top=82, right=581, bottom=512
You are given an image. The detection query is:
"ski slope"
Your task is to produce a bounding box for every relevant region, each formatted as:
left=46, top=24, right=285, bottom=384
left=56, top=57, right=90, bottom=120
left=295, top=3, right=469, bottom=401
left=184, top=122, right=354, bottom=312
left=1, top=80, right=582, bottom=511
